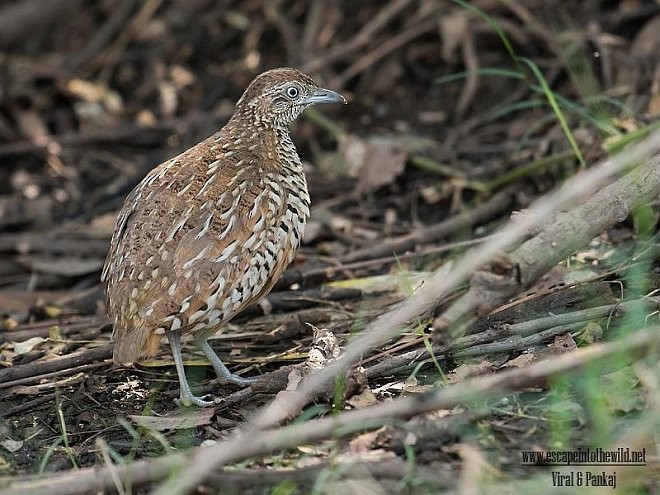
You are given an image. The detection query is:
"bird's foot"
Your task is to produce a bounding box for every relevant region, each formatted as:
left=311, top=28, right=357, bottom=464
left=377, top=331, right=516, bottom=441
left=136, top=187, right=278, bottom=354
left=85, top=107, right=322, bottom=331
left=175, top=392, right=215, bottom=408
left=223, top=373, right=258, bottom=386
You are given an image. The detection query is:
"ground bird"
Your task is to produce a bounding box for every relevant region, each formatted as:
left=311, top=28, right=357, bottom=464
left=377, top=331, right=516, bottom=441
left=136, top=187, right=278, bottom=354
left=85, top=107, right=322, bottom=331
left=102, top=68, right=345, bottom=406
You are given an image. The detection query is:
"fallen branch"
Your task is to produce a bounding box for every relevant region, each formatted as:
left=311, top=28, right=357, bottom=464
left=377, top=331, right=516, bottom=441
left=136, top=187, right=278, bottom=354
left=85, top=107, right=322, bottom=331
left=0, top=344, right=112, bottom=384
left=0, top=316, right=109, bottom=344
left=0, top=362, right=107, bottom=391
left=434, top=153, right=660, bottom=335
left=362, top=297, right=659, bottom=378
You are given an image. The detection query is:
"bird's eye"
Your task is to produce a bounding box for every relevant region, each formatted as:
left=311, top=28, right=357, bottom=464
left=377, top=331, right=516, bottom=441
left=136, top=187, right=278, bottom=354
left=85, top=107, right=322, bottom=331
left=285, top=86, right=300, bottom=99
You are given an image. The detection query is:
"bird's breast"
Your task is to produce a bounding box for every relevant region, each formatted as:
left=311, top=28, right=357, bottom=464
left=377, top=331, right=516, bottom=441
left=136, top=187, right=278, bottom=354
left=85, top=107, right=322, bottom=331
left=260, top=169, right=310, bottom=259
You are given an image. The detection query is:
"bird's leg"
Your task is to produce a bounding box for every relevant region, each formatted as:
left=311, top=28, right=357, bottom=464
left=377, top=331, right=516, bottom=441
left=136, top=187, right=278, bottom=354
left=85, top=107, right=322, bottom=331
left=193, top=335, right=257, bottom=386
left=168, top=330, right=215, bottom=407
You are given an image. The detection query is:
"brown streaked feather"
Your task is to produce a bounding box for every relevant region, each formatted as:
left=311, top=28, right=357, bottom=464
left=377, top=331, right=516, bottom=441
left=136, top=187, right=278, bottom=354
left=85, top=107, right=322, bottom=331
left=105, top=148, right=261, bottom=363
left=103, top=68, right=316, bottom=364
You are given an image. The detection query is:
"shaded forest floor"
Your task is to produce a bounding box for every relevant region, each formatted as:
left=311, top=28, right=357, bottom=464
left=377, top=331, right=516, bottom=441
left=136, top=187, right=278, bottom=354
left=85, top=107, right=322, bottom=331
left=1, top=1, right=659, bottom=493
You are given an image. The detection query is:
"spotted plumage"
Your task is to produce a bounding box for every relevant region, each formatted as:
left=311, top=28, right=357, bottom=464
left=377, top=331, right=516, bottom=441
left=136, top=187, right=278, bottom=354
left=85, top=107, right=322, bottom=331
left=102, top=68, right=345, bottom=406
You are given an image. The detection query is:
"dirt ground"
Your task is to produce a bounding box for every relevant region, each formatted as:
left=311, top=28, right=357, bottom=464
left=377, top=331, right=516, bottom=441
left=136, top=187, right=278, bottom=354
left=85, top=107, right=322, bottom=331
left=1, top=1, right=659, bottom=493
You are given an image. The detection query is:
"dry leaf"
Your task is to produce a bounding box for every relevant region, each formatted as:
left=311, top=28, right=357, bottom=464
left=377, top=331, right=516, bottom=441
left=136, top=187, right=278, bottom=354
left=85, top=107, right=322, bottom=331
left=12, top=336, right=46, bottom=355
left=503, top=353, right=535, bottom=368
left=42, top=305, right=63, bottom=318
left=354, top=140, right=407, bottom=193
left=340, top=134, right=433, bottom=194
left=129, top=408, right=214, bottom=431
left=547, top=333, right=578, bottom=355
left=402, top=376, right=434, bottom=394
left=67, top=78, right=124, bottom=114
left=348, top=430, right=380, bottom=453
left=448, top=360, right=495, bottom=382
left=346, top=387, right=379, bottom=409
left=0, top=439, right=23, bottom=453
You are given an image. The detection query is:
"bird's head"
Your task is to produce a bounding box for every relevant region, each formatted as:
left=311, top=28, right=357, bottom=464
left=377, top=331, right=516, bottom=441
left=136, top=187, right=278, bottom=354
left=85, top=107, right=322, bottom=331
left=234, top=68, right=346, bottom=128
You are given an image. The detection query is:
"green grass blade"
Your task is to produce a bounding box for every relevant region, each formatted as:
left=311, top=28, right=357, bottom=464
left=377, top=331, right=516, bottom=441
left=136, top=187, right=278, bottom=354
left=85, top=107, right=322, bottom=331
left=529, top=84, right=620, bottom=136
left=606, top=120, right=660, bottom=154
left=450, top=0, right=517, bottom=60
left=517, top=56, right=585, bottom=166
left=434, top=68, right=525, bottom=85
left=38, top=438, right=63, bottom=475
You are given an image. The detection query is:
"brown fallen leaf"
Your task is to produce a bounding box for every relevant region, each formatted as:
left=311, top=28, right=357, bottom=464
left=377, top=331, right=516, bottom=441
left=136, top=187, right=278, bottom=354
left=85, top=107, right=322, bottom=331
left=348, top=430, right=380, bottom=454
left=402, top=376, right=434, bottom=394
left=503, top=333, right=578, bottom=369
left=447, top=360, right=495, bottom=383
left=346, top=387, right=379, bottom=409
left=340, top=134, right=434, bottom=194
left=351, top=137, right=408, bottom=194
left=546, top=333, right=578, bottom=356
left=502, top=352, right=535, bottom=368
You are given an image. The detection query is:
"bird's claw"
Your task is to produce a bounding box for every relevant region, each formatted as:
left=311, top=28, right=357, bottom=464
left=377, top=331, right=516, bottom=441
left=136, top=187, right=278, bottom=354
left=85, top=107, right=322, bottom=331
left=175, top=393, right=215, bottom=408
left=224, top=373, right=258, bottom=386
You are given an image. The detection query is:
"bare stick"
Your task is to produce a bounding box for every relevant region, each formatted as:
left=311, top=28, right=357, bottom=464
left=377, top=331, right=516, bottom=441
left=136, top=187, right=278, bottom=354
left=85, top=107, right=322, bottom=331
left=0, top=345, right=112, bottom=384
left=363, top=297, right=659, bottom=378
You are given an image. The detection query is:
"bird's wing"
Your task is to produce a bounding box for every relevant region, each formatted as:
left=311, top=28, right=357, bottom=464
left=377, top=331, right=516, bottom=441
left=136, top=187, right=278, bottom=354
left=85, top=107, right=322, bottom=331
left=105, top=141, right=291, bottom=361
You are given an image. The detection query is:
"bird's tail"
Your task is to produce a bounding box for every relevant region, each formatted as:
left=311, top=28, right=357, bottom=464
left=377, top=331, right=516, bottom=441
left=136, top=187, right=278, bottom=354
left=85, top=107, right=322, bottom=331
left=112, top=324, right=162, bottom=365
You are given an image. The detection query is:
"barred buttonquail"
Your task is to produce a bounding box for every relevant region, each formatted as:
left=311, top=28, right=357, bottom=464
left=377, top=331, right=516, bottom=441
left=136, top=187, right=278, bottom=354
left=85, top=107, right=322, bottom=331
left=102, top=68, right=345, bottom=407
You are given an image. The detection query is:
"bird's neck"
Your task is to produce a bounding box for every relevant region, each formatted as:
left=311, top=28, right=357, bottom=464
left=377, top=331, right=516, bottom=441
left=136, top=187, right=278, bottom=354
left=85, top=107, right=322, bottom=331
left=273, top=127, right=303, bottom=174
left=223, top=111, right=303, bottom=175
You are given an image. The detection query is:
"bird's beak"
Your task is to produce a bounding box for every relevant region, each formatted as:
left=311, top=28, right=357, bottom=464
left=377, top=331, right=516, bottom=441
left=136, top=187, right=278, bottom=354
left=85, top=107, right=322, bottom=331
left=304, top=88, right=347, bottom=105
